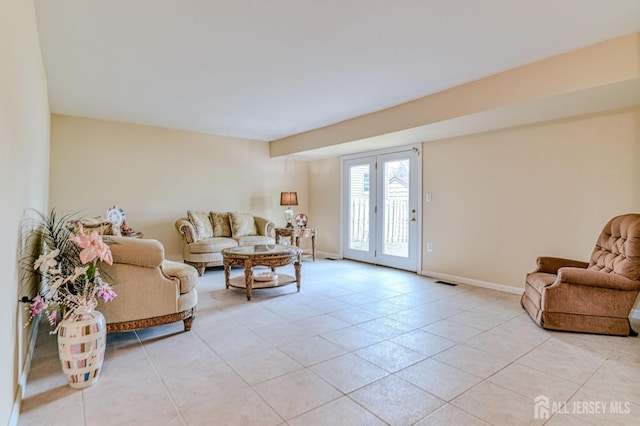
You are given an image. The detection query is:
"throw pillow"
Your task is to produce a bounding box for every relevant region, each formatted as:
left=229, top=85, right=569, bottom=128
left=187, top=210, right=213, bottom=240
left=229, top=212, right=257, bottom=237
left=72, top=217, right=114, bottom=235
left=210, top=211, right=232, bottom=237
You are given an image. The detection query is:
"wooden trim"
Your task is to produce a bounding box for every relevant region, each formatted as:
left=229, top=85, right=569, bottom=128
left=184, top=260, right=223, bottom=276
left=106, top=307, right=196, bottom=334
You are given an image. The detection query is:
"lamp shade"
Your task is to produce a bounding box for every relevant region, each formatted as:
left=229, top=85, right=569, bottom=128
left=280, top=192, right=298, bottom=206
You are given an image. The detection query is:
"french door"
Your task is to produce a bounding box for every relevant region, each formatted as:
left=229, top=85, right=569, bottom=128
left=342, top=146, right=420, bottom=271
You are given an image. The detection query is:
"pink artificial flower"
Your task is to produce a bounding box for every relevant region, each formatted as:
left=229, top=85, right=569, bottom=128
left=29, top=295, right=46, bottom=317
left=69, top=230, right=113, bottom=265
left=47, top=310, right=58, bottom=326
left=97, top=284, right=117, bottom=303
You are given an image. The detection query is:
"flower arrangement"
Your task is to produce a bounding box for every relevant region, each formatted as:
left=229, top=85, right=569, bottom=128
left=21, top=209, right=117, bottom=333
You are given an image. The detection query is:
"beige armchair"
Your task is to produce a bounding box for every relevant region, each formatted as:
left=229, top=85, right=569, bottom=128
left=98, top=236, right=199, bottom=333
left=522, top=214, right=640, bottom=336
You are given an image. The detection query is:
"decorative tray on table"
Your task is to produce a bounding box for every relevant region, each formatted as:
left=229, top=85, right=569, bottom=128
left=253, top=271, right=278, bottom=282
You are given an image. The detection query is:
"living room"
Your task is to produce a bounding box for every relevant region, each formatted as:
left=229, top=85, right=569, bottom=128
left=3, top=1, right=640, bottom=425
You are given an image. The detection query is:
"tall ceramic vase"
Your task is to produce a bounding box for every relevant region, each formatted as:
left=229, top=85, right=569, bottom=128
left=57, top=308, right=107, bottom=389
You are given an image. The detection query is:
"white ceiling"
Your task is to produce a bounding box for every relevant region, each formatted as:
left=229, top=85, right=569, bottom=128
left=34, top=1, right=640, bottom=142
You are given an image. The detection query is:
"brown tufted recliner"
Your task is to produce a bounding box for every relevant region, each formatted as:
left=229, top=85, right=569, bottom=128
left=522, top=214, right=640, bottom=336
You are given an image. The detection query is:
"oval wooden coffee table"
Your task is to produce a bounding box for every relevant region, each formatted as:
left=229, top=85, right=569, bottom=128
left=222, top=244, right=302, bottom=300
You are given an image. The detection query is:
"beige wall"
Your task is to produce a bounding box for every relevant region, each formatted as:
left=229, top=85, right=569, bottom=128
left=308, top=108, right=640, bottom=298
left=422, top=107, right=640, bottom=288
left=0, top=0, right=50, bottom=424
left=309, top=157, right=341, bottom=257
left=49, top=115, right=309, bottom=260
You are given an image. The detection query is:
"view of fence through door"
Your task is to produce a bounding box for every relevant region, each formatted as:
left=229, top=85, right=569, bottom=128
left=348, top=162, right=372, bottom=252
left=343, top=147, right=420, bottom=271
left=382, top=158, right=410, bottom=257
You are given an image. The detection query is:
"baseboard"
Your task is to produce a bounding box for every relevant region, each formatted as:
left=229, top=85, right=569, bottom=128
left=9, top=320, right=40, bottom=426
left=420, top=270, right=524, bottom=295
left=420, top=271, right=640, bottom=320
left=316, top=251, right=342, bottom=260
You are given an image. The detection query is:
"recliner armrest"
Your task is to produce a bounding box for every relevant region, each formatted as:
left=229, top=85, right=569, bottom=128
left=534, top=256, right=589, bottom=274
left=175, top=218, right=197, bottom=243
left=556, top=267, right=640, bottom=291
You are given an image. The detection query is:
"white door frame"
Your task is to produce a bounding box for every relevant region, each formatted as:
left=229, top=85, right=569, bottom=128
left=341, top=144, right=422, bottom=272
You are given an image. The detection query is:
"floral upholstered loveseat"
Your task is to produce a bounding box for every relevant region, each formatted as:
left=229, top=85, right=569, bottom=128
left=175, top=211, right=275, bottom=275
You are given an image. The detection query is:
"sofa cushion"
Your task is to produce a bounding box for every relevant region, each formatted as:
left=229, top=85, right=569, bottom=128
left=210, top=211, right=232, bottom=237
left=235, top=235, right=276, bottom=246
left=188, top=210, right=213, bottom=240
left=72, top=217, right=116, bottom=236
left=189, top=237, right=237, bottom=254
left=229, top=212, right=258, bottom=237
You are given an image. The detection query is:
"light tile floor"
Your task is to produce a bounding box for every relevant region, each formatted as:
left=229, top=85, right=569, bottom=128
left=19, top=259, right=640, bottom=425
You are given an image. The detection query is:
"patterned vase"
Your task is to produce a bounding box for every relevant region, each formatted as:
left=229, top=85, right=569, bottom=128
left=57, top=308, right=107, bottom=389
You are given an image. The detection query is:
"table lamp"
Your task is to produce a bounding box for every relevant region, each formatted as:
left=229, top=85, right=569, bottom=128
left=280, top=191, right=298, bottom=229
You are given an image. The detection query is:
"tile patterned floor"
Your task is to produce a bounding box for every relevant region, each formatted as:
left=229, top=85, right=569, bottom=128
left=19, top=259, right=640, bottom=425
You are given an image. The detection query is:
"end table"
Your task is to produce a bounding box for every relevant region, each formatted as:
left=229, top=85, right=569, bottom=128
left=275, top=227, right=317, bottom=261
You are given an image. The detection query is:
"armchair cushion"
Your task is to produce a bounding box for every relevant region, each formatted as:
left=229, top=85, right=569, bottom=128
left=229, top=212, right=258, bottom=237
left=588, top=215, right=640, bottom=280
left=187, top=210, right=213, bottom=241
left=210, top=211, right=232, bottom=237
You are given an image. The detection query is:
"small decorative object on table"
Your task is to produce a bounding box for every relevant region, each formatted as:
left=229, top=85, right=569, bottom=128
left=105, top=206, right=125, bottom=229
left=106, top=205, right=138, bottom=236
left=295, top=213, right=308, bottom=228
left=253, top=270, right=278, bottom=282
left=20, top=209, right=117, bottom=389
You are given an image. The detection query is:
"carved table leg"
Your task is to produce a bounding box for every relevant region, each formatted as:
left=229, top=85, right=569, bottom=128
left=224, top=260, right=230, bottom=289
left=244, top=259, right=253, bottom=300
left=294, top=254, right=301, bottom=292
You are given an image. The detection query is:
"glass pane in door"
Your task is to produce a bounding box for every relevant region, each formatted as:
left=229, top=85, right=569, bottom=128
left=382, top=159, right=409, bottom=257
left=349, top=164, right=370, bottom=251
